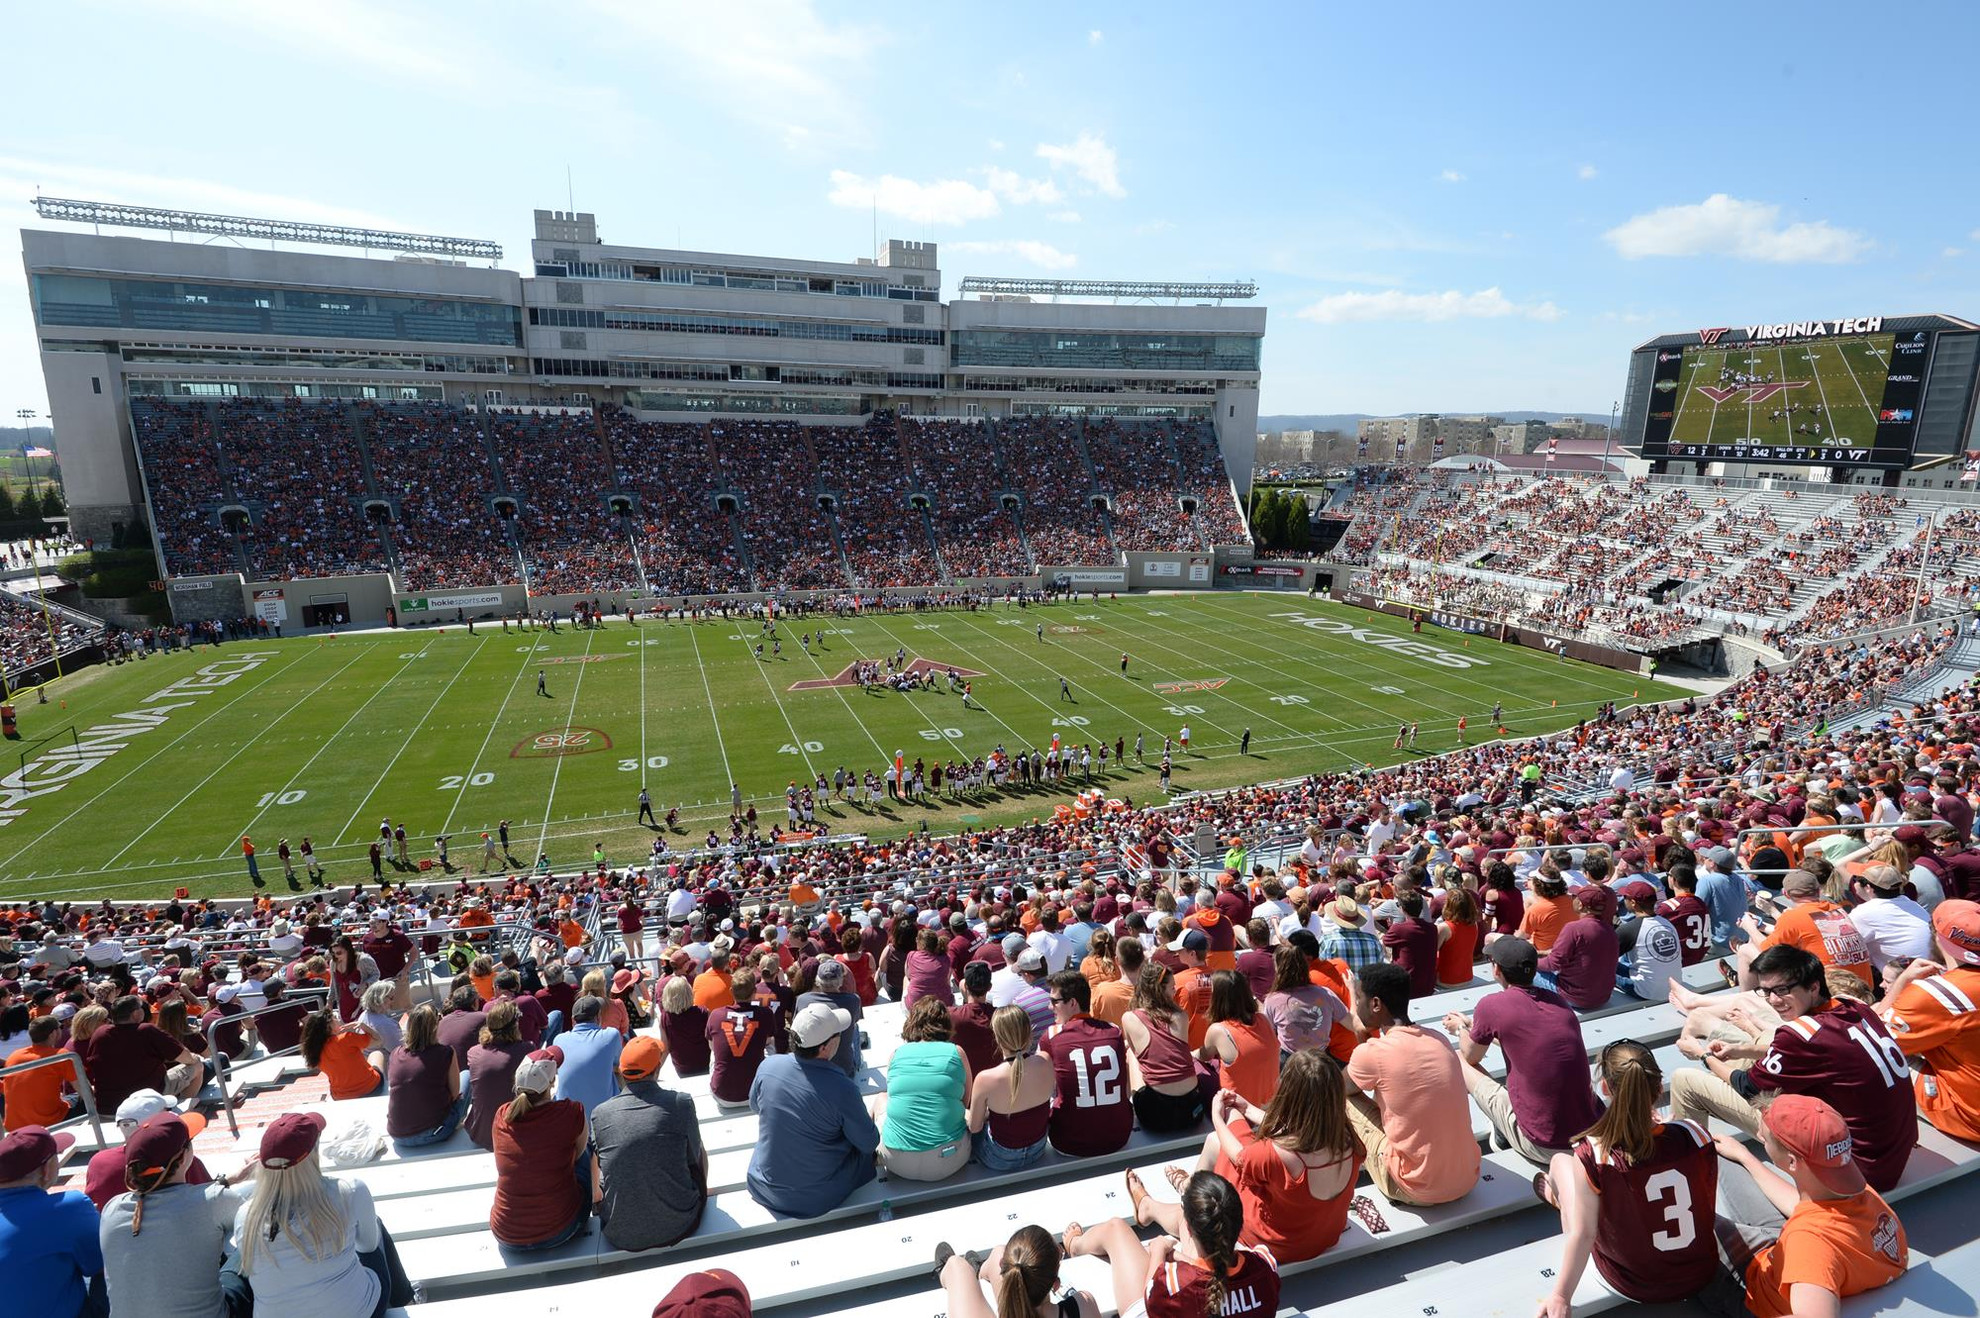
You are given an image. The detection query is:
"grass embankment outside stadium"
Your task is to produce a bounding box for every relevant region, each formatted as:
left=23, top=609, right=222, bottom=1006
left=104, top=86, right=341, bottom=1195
left=0, top=593, right=1681, bottom=901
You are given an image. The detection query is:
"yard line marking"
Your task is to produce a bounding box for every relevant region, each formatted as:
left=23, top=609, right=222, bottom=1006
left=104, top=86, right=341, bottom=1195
left=0, top=645, right=315, bottom=871
left=217, top=638, right=438, bottom=857
left=535, top=628, right=598, bottom=861
left=1832, top=335, right=1882, bottom=421
left=339, top=639, right=483, bottom=846
left=774, top=625, right=891, bottom=762
left=638, top=618, right=649, bottom=792
left=684, top=623, right=735, bottom=789
left=1065, top=603, right=1315, bottom=740
left=100, top=646, right=372, bottom=871
left=845, top=614, right=998, bottom=754
left=724, top=619, right=820, bottom=782
left=439, top=635, right=545, bottom=837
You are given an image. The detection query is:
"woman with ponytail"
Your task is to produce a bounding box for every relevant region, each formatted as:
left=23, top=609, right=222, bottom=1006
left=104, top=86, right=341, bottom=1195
left=965, top=1006, right=1057, bottom=1172
left=102, top=1111, right=254, bottom=1316
left=931, top=1222, right=1099, bottom=1318
left=1063, top=1170, right=1281, bottom=1318
left=1533, top=1040, right=1719, bottom=1317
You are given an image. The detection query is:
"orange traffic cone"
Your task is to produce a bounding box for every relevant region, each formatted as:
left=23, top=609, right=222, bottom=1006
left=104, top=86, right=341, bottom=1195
left=1551, top=699, right=1558, bottom=707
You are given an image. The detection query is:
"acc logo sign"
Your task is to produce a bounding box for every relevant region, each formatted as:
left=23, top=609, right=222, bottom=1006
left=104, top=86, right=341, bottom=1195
left=511, top=726, right=614, bottom=759
left=1697, top=327, right=1731, bottom=345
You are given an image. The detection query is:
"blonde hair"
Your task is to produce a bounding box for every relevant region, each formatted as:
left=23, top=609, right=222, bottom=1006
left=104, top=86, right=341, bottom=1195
left=991, top=1006, right=1033, bottom=1109
left=69, top=1004, right=109, bottom=1049
left=581, top=968, right=609, bottom=1000
left=237, top=1152, right=349, bottom=1273
left=360, top=981, right=397, bottom=1015
left=661, top=976, right=693, bottom=1014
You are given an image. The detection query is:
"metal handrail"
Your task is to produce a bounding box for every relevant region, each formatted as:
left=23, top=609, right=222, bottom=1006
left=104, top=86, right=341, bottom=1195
left=0, top=1050, right=105, bottom=1146
left=207, top=988, right=330, bottom=1137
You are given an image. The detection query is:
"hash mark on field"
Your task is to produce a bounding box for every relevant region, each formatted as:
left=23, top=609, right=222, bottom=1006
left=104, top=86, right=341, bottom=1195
left=339, top=641, right=482, bottom=846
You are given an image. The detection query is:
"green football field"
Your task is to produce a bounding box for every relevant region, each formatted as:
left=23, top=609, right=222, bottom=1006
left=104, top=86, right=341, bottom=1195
left=0, top=593, right=1680, bottom=901
left=1668, top=334, right=1891, bottom=450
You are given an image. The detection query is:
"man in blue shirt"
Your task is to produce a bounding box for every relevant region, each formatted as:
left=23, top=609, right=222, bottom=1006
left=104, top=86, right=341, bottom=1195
left=1692, top=846, right=1751, bottom=948
left=747, top=1002, right=879, bottom=1218
left=0, top=1125, right=103, bottom=1318
left=552, top=995, right=623, bottom=1119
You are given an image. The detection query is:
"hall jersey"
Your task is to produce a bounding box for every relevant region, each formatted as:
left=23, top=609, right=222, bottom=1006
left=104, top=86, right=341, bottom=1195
left=1041, top=1015, right=1133, bottom=1156
left=1145, top=1243, right=1280, bottom=1318
left=1748, top=998, right=1919, bottom=1192
left=1573, top=1120, right=1720, bottom=1302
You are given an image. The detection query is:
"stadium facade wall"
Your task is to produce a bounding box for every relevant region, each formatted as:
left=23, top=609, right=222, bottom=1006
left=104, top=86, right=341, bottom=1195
left=1337, top=590, right=1648, bottom=674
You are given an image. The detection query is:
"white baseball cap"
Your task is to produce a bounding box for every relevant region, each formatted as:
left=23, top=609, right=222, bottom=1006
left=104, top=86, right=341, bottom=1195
left=792, top=1001, right=851, bottom=1048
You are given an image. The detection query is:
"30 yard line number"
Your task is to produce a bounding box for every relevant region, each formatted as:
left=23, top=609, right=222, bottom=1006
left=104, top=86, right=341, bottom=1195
left=617, top=756, right=672, bottom=771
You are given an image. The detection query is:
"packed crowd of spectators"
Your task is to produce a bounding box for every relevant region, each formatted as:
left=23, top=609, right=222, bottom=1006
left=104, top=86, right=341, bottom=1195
left=707, top=419, right=846, bottom=591
left=5, top=614, right=1978, bottom=1317
left=210, top=401, right=389, bottom=582
left=129, top=399, right=245, bottom=577
left=1174, top=420, right=1249, bottom=544
left=605, top=413, right=751, bottom=597
left=810, top=417, right=932, bottom=588
left=1083, top=420, right=1195, bottom=553
left=360, top=402, right=519, bottom=590
left=901, top=419, right=1033, bottom=579
left=0, top=591, right=101, bottom=678
left=996, top=417, right=1117, bottom=566
left=488, top=410, right=638, bottom=595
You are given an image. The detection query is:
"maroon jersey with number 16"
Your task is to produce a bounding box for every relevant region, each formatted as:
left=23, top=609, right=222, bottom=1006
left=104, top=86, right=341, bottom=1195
left=1041, top=1014, right=1132, bottom=1156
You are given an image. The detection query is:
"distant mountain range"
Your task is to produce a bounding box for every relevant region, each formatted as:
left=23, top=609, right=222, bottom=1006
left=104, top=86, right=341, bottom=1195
left=1260, top=411, right=1610, bottom=434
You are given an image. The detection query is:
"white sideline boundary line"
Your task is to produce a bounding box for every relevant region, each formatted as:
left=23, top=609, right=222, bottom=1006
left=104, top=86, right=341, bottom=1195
left=438, top=635, right=543, bottom=838
left=102, top=646, right=372, bottom=870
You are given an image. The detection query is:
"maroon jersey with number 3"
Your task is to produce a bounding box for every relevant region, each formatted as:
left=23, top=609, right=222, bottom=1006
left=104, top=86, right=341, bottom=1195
left=1041, top=1014, right=1132, bottom=1156
left=1573, top=1119, right=1719, bottom=1301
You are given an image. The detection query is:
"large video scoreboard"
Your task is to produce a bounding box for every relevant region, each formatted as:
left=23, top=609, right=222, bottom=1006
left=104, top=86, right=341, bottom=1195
left=1621, top=314, right=1980, bottom=469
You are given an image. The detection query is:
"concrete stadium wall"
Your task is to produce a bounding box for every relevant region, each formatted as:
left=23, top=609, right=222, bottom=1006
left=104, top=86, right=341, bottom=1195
left=166, top=575, right=249, bottom=624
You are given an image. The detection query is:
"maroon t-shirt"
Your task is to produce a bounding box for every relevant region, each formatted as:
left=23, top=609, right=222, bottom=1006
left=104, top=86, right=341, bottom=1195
left=1235, top=949, right=1275, bottom=1000
left=436, top=1008, right=488, bottom=1070
left=490, top=1098, right=587, bottom=1245
left=706, top=1002, right=777, bottom=1104
left=1468, top=986, right=1603, bottom=1149
left=1380, top=917, right=1440, bottom=999
left=1740, top=999, right=1919, bottom=1192
left=948, top=1000, right=999, bottom=1078
left=361, top=930, right=414, bottom=979
left=1573, top=1120, right=1719, bottom=1302
left=84, top=1022, right=183, bottom=1112
left=1041, top=1015, right=1132, bottom=1156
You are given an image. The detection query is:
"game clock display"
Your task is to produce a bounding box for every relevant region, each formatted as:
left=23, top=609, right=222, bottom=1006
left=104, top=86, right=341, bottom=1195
left=1640, top=327, right=1931, bottom=467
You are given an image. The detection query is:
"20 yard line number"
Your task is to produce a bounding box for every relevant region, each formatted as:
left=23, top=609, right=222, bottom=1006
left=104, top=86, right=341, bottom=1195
left=438, top=773, right=496, bottom=790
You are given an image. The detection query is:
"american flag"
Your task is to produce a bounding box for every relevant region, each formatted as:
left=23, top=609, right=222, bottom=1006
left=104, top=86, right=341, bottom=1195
left=23, top=446, right=51, bottom=459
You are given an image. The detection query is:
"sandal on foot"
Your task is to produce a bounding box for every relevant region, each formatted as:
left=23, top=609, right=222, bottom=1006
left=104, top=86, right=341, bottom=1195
left=1125, top=1168, right=1154, bottom=1226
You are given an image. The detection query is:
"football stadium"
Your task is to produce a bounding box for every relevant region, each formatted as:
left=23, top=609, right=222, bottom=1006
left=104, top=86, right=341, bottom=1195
left=7, top=157, right=1980, bottom=1318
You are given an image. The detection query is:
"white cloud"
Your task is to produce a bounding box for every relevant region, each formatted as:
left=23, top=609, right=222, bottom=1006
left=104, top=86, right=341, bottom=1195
left=979, top=167, right=1061, bottom=206
left=988, top=139, right=1006, bottom=153
left=1604, top=194, right=1871, bottom=263
left=1134, top=218, right=1175, bottom=236
left=1295, top=286, right=1564, bottom=325
left=1036, top=133, right=1125, bottom=198
left=1945, top=247, right=1966, bottom=259
left=949, top=239, right=1078, bottom=270
left=1088, top=29, right=1104, bottom=44
left=1438, top=169, right=1465, bottom=183
left=581, top=0, right=883, bottom=150
left=1047, top=210, right=1082, bottom=224
left=827, top=170, right=999, bottom=225
left=160, top=0, right=483, bottom=88
left=1577, top=164, right=1599, bottom=180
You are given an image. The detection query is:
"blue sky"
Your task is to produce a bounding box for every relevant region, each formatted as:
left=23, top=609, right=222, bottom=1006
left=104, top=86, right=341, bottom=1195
left=5, top=1, right=1979, bottom=424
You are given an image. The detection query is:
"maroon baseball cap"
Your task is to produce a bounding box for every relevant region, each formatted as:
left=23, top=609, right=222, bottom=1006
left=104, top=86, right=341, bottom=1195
left=1573, top=886, right=1609, bottom=909
left=1618, top=880, right=1659, bottom=904
left=652, top=1269, right=751, bottom=1318
left=124, top=1112, right=196, bottom=1181
left=259, top=1111, right=327, bottom=1169
left=0, top=1125, right=74, bottom=1182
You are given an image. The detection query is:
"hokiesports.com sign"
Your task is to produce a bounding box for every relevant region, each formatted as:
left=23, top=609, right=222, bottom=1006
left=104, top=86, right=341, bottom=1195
left=401, top=591, right=506, bottom=613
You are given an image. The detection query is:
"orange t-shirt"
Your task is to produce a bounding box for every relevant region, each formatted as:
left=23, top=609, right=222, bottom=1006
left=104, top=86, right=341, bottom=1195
left=1091, top=978, right=1133, bottom=1029
left=1743, top=1189, right=1906, bottom=1317
left=789, top=883, right=820, bottom=907
left=470, top=970, right=497, bottom=1002
left=692, top=969, right=734, bottom=1011
left=1885, top=966, right=1980, bottom=1140
left=558, top=920, right=586, bottom=949
left=1761, top=901, right=1873, bottom=987
left=1307, top=960, right=1359, bottom=1064
left=1519, top=893, right=1574, bottom=953
left=1216, top=1014, right=1282, bottom=1107
left=319, top=1029, right=381, bottom=1100
left=1175, top=968, right=1213, bottom=1050
left=2, top=1044, right=72, bottom=1130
